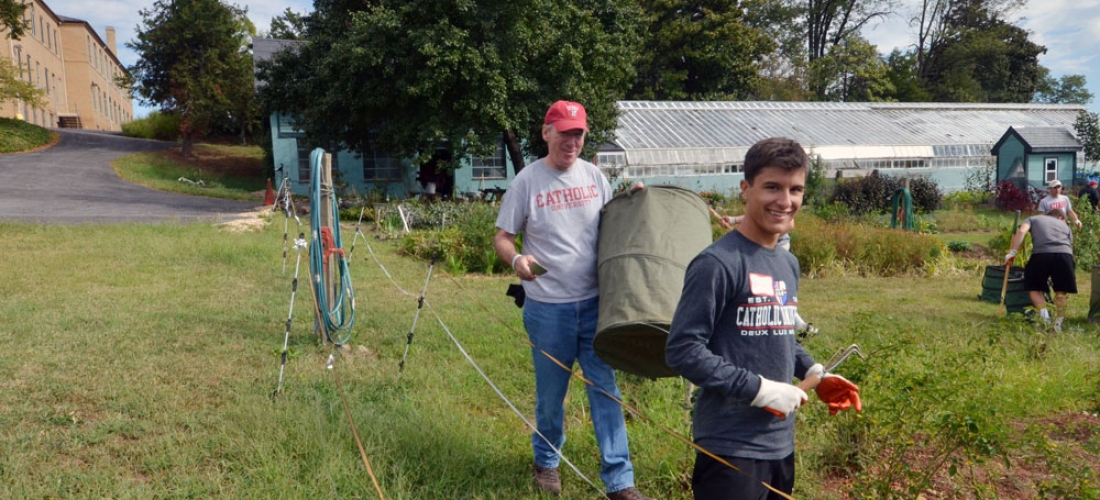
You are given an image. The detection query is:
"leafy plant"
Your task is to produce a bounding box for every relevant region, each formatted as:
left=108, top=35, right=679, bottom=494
left=947, top=240, right=973, bottom=252
left=994, top=180, right=1041, bottom=212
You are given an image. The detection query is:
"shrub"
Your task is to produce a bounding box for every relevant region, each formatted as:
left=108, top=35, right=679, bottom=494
left=831, top=171, right=943, bottom=215
left=947, top=240, right=973, bottom=253
left=1073, top=208, right=1100, bottom=270
left=121, top=111, right=182, bottom=141
left=832, top=171, right=895, bottom=215
left=908, top=177, right=943, bottom=213
left=398, top=202, right=507, bottom=275
left=993, top=180, right=1040, bottom=212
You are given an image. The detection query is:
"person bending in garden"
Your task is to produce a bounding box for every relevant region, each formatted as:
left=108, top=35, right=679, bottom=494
left=666, top=137, right=861, bottom=500
left=1038, top=180, right=1082, bottom=228
left=1006, top=208, right=1076, bottom=332
left=493, top=100, right=651, bottom=500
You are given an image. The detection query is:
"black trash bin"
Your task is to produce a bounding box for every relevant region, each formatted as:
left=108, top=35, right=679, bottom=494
left=979, top=264, right=1031, bottom=315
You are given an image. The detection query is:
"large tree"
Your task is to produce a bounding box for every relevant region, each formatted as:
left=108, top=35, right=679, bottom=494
left=259, top=0, right=643, bottom=174
left=127, top=0, right=254, bottom=156
left=1075, top=110, right=1100, bottom=168
left=628, top=0, right=771, bottom=101
left=0, top=0, right=26, bottom=39
left=1033, top=69, right=1093, bottom=105
left=809, top=35, right=894, bottom=101
left=806, top=0, right=893, bottom=63
left=920, top=0, right=1043, bottom=103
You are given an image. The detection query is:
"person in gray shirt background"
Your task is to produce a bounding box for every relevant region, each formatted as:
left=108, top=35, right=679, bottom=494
left=1006, top=208, right=1076, bottom=331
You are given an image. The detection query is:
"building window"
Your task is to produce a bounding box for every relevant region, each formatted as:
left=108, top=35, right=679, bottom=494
left=363, top=153, right=402, bottom=181
left=297, top=143, right=313, bottom=185
left=1045, top=157, right=1058, bottom=183
left=471, top=142, right=506, bottom=180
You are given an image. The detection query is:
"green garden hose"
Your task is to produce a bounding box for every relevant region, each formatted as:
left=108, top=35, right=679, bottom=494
left=309, top=148, right=355, bottom=345
left=891, top=187, right=913, bottom=231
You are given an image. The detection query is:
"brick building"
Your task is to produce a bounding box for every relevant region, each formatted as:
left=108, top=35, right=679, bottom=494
left=1, top=0, right=133, bottom=130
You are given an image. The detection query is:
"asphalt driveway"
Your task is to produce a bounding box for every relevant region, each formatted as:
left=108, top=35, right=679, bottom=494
left=0, top=129, right=261, bottom=224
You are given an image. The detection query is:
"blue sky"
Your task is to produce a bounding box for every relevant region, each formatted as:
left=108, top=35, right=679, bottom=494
left=44, top=0, right=1100, bottom=118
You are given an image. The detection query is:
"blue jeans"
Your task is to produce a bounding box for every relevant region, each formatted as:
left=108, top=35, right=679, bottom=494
left=523, top=296, right=635, bottom=493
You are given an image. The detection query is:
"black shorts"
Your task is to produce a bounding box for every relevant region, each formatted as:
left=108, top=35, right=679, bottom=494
left=692, top=452, right=794, bottom=500
left=1024, top=253, right=1077, bottom=294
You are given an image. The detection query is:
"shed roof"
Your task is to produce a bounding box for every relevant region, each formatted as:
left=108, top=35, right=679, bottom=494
left=252, top=37, right=304, bottom=88
left=613, top=101, right=1085, bottom=167
left=990, top=126, right=1082, bottom=155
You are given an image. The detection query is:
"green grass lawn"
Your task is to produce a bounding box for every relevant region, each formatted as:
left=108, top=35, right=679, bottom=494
left=1, top=216, right=1098, bottom=499
left=111, top=143, right=267, bottom=201
left=0, top=117, right=56, bottom=153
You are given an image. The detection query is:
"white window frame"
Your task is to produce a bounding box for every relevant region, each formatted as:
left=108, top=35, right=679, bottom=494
left=1045, top=157, right=1058, bottom=183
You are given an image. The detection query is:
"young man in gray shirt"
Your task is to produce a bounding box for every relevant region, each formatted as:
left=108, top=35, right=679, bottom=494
left=666, top=137, right=861, bottom=499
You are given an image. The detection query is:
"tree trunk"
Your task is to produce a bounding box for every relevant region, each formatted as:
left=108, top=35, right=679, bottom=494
left=180, top=117, right=194, bottom=158
left=181, top=134, right=193, bottom=158
left=504, top=130, right=526, bottom=176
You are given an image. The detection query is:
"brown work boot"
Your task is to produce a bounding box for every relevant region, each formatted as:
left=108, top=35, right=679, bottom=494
left=533, top=465, right=562, bottom=495
left=607, top=486, right=652, bottom=500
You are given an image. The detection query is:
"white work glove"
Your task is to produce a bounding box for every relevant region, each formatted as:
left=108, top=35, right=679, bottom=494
left=793, top=312, right=818, bottom=335
left=751, top=376, right=808, bottom=418
left=804, top=363, right=825, bottom=381
left=1005, top=249, right=1017, bottom=265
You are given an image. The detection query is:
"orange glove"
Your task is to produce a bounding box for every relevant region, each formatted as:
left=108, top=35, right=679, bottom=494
left=815, top=374, right=862, bottom=415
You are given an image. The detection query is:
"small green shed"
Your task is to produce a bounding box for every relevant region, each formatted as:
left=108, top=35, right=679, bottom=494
left=991, top=126, right=1082, bottom=190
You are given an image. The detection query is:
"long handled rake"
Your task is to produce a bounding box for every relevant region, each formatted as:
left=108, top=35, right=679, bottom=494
left=1000, top=210, right=1021, bottom=317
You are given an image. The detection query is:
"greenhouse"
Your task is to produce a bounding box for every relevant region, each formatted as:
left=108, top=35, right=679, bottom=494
left=597, top=101, right=1087, bottom=193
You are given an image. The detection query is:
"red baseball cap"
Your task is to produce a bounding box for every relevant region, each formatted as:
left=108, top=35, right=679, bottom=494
left=1090, top=180, right=1098, bottom=187
left=544, top=100, right=588, bottom=132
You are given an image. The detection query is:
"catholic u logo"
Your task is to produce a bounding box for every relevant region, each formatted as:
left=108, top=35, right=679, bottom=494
left=774, top=280, right=788, bottom=306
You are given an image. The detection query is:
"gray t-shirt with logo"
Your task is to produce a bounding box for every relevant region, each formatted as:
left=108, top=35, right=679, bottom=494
left=495, top=158, right=612, bottom=303
left=666, top=230, right=816, bottom=460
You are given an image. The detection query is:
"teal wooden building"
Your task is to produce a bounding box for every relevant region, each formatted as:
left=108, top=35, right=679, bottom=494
left=991, top=126, right=1083, bottom=189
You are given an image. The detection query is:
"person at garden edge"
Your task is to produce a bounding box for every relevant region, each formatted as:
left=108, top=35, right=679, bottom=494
left=665, top=137, right=861, bottom=500
left=1079, top=179, right=1099, bottom=212
left=1037, top=180, right=1082, bottom=228
left=493, top=100, right=651, bottom=500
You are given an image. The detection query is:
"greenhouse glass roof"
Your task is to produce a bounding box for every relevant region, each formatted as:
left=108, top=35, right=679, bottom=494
left=613, top=101, right=1086, bottom=167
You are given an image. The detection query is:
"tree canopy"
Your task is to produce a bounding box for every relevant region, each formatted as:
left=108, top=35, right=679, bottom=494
left=259, top=0, right=644, bottom=173
left=1034, top=70, right=1093, bottom=105
left=127, top=0, right=255, bottom=155
left=628, top=0, right=771, bottom=100
left=265, top=8, right=307, bottom=39
left=0, top=57, right=45, bottom=110
left=0, top=0, right=26, bottom=39
left=1076, top=111, right=1100, bottom=167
